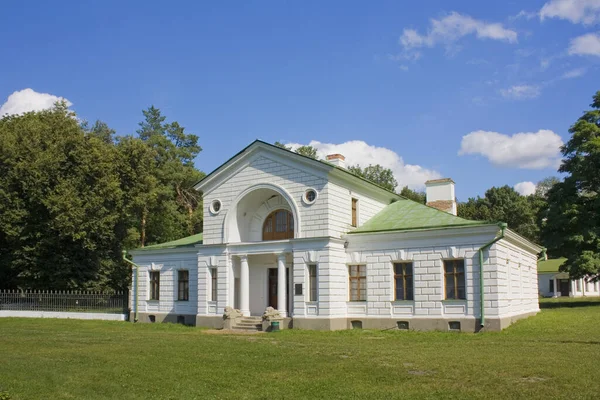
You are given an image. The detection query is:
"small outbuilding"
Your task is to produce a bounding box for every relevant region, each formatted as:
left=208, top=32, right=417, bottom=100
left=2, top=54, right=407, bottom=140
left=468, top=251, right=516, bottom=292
left=538, top=258, right=600, bottom=298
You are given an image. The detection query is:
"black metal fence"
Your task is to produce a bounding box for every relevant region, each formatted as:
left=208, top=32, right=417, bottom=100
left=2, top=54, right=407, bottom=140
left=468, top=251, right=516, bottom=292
left=0, top=290, right=128, bottom=314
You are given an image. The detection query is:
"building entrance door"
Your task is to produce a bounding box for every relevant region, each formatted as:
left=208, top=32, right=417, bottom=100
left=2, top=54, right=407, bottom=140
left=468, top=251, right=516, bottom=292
left=267, top=268, right=289, bottom=309
left=559, top=279, right=570, bottom=297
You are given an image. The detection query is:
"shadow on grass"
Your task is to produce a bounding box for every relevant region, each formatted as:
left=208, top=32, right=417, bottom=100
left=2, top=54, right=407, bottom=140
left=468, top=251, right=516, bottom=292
left=540, top=301, right=600, bottom=309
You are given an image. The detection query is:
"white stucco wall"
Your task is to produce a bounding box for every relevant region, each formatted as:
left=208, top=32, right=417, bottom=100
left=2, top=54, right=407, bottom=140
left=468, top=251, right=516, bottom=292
left=130, top=250, right=199, bottom=316
left=491, top=239, right=539, bottom=317
left=326, top=181, right=390, bottom=238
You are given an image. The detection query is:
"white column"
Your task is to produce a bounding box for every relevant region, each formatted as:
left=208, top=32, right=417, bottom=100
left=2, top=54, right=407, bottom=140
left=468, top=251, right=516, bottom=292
left=553, top=277, right=558, bottom=297
left=239, top=254, right=250, bottom=317
left=277, top=253, right=287, bottom=317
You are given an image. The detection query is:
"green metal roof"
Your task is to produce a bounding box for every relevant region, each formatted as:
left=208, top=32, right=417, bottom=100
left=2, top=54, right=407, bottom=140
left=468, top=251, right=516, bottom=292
left=137, top=233, right=203, bottom=251
left=537, top=258, right=567, bottom=273
left=349, top=199, right=489, bottom=234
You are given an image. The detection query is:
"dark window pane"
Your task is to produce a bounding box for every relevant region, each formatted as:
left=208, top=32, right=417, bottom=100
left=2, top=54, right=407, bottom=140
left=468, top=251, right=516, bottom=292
left=394, top=263, right=402, bottom=274
left=395, top=277, right=404, bottom=300
left=405, top=276, right=413, bottom=300
left=445, top=262, right=454, bottom=274
left=445, top=274, right=455, bottom=299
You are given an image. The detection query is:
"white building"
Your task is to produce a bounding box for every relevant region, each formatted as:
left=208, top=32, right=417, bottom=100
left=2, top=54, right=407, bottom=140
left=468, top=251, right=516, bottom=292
left=128, top=140, right=543, bottom=331
left=538, top=258, right=600, bottom=298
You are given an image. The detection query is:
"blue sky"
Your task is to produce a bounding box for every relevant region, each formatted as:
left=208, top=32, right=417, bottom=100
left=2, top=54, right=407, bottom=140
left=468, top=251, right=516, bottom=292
left=1, top=0, right=599, bottom=200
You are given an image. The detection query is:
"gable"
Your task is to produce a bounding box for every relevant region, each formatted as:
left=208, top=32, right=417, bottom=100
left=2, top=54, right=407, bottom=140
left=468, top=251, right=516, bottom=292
left=194, top=141, right=331, bottom=196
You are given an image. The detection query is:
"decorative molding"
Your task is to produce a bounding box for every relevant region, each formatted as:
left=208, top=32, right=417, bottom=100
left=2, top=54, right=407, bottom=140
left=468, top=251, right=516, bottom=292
left=349, top=252, right=363, bottom=264
left=209, top=256, right=217, bottom=267
left=449, top=246, right=458, bottom=259
left=395, top=249, right=406, bottom=261
left=307, top=250, right=317, bottom=263
left=150, top=263, right=163, bottom=271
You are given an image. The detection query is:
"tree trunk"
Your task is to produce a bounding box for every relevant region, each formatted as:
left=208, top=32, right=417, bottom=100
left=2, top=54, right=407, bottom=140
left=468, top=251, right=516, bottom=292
left=187, top=204, right=194, bottom=235
left=141, top=207, right=147, bottom=248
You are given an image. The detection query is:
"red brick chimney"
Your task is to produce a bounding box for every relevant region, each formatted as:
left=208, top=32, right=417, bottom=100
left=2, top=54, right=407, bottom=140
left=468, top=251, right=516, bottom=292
left=326, top=154, right=346, bottom=168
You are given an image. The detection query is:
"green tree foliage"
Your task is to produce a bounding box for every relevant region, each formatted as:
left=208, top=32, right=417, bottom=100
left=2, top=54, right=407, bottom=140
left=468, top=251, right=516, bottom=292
left=348, top=164, right=398, bottom=192
left=0, top=104, right=128, bottom=289
left=135, top=106, right=204, bottom=245
left=274, top=141, right=319, bottom=160
left=0, top=104, right=204, bottom=290
left=542, top=91, right=600, bottom=280
left=295, top=145, right=318, bottom=159
left=399, top=186, right=426, bottom=204
left=535, top=176, right=560, bottom=198
left=457, top=186, right=539, bottom=243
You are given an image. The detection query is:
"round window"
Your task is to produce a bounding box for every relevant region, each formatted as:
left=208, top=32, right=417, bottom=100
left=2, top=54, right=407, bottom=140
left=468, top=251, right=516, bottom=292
left=210, top=199, right=222, bottom=214
left=303, top=189, right=318, bottom=205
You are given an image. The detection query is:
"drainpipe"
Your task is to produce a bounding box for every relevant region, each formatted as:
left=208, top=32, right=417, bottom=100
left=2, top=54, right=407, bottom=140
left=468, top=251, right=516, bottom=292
left=478, top=222, right=507, bottom=329
left=538, top=248, right=547, bottom=261
left=122, top=250, right=140, bottom=323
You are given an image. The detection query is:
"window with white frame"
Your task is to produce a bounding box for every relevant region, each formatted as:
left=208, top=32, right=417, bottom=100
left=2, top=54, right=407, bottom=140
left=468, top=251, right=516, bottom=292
left=178, top=270, right=189, bottom=301
left=394, top=262, right=413, bottom=301
left=210, top=268, right=218, bottom=302
left=444, top=259, right=465, bottom=300
left=149, top=271, right=160, bottom=300
left=308, top=264, right=318, bottom=302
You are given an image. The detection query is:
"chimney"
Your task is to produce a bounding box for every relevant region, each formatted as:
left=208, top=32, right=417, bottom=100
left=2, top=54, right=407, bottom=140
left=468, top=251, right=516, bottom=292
left=326, top=153, right=346, bottom=169
left=425, top=178, right=457, bottom=216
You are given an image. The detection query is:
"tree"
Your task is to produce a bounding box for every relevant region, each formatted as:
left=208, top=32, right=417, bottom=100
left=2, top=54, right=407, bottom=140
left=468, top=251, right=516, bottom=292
left=399, top=186, right=426, bottom=204
left=348, top=164, right=398, bottom=192
left=134, top=106, right=203, bottom=246
left=535, top=176, right=560, bottom=198
left=274, top=141, right=319, bottom=159
left=0, top=103, right=129, bottom=290
left=0, top=103, right=206, bottom=290
left=295, top=145, right=318, bottom=159
left=542, top=91, right=600, bottom=280
left=457, top=186, right=539, bottom=243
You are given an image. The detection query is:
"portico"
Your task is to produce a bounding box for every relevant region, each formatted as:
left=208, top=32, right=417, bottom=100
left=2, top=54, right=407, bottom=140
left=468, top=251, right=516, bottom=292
left=233, top=252, right=292, bottom=317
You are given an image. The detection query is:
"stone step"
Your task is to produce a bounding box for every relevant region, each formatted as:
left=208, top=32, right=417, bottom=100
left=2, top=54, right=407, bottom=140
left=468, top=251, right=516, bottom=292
left=236, top=323, right=262, bottom=328
left=232, top=325, right=262, bottom=331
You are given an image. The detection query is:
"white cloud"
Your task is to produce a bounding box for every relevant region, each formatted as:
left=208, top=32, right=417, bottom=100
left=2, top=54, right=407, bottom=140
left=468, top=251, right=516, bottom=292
left=0, top=88, right=72, bottom=117
left=512, top=10, right=538, bottom=20
left=500, top=85, right=541, bottom=100
left=399, top=12, right=518, bottom=54
left=285, top=140, right=441, bottom=190
left=458, top=129, right=564, bottom=169
left=514, top=181, right=537, bottom=196
left=540, top=0, right=600, bottom=24
left=562, top=67, right=587, bottom=78
left=568, top=33, right=600, bottom=56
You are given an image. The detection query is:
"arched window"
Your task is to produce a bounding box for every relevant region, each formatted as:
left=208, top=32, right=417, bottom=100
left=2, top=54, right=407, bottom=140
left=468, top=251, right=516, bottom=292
left=263, top=209, right=294, bottom=241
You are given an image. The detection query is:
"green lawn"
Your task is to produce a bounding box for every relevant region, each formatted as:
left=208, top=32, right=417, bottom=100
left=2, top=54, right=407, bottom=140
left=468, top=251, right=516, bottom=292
left=2, top=299, right=600, bottom=400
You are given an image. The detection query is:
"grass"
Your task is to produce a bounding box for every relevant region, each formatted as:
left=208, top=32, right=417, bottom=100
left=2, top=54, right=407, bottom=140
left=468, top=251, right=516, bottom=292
left=1, top=299, right=600, bottom=399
